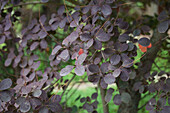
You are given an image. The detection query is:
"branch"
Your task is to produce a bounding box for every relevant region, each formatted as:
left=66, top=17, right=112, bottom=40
left=140, top=93, right=150, bottom=100
left=138, top=94, right=157, bottom=111
left=66, top=0, right=81, bottom=6
left=61, top=74, right=76, bottom=97
left=66, top=76, right=87, bottom=101
left=3, top=1, right=74, bottom=10
left=4, top=1, right=46, bottom=10
left=99, top=78, right=109, bottom=113
left=153, top=61, right=162, bottom=71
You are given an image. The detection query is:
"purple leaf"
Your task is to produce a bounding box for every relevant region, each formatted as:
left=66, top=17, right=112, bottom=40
left=112, top=69, right=121, bottom=77
left=75, top=65, right=85, bottom=76
left=70, top=17, right=80, bottom=27
left=91, top=5, right=101, bottom=15
left=91, top=93, right=98, bottom=99
left=100, top=62, right=109, bottom=73
left=104, top=73, right=115, bottom=84
left=0, top=91, right=12, bottom=102
left=5, top=14, right=12, bottom=31
left=105, top=88, right=114, bottom=102
left=0, top=35, right=6, bottom=44
left=38, top=29, right=47, bottom=39
left=94, top=57, right=101, bottom=65
left=120, top=69, right=129, bottom=81
left=19, top=100, right=31, bottom=112
left=75, top=53, right=87, bottom=65
left=88, top=74, right=100, bottom=83
left=29, top=98, right=41, bottom=110
left=94, top=39, right=102, bottom=50
left=157, top=11, right=168, bottom=21
left=133, top=29, right=141, bottom=36
left=30, top=42, right=39, bottom=51
left=80, top=33, right=91, bottom=41
left=101, top=4, right=112, bottom=16
left=51, top=45, right=62, bottom=55
left=0, top=78, right=12, bottom=90
left=118, top=34, right=130, bottom=42
left=21, top=85, right=32, bottom=94
left=27, top=18, right=37, bottom=30
left=39, top=15, right=47, bottom=24
left=88, top=64, right=100, bottom=73
left=82, top=6, right=90, bottom=14
left=14, top=55, right=21, bottom=64
left=100, top=78, right=108, bottom=89
left=85, top=38, right=94, bottom=49
left=158, top=20, right=169, bottom=33
left=103, top=48, right=114, bottom=56
left=138, top=37, right=150, bottom=47
left=128, top=43, right=134, bottom=51
left=96, top=30, right=110, bottom=42
left=113, top=94, right=121, bottom=105
left=40, top=39, right=48, bottom=49
left=141, top=25, right=150, bottom=33
left=60, top=65, right=74, bottom=76
left=122, top=59, right=133, bottom=68
left=58, top=5, right=65, bottom=15
left=110, top=54, right=120, bottom=65
left=5, top=58, right=12, bottom=67
left=50, top=95, right=61, bottom=103
left=32, top=89, right=42, bottom=97
left=32, top=24, right=40, bottom=33
left=69, top=31, right=79, bottom=44
left=20, top=68, right=31, bottom=76
left=39, top=107, right=49, bottom=113
left=58, top=49, right=69, bottom=61
left=31, top=61, right=41, bottom=70
left=118, top=21, right=129, bottom=30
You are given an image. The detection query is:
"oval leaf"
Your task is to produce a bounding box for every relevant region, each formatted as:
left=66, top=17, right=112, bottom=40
left=138, top=37, right=150, bottom=47
left=75, top=65, right=85, bottom=76
left=158, top=21, right=169, bottom=33
left=110, top=54, right=120, bottom=65
left=104, top=74, right=115, bottom=84
left=0, top=78, right=12, bottom=90
left=60, top=65, right=74, bottom=76
left=88, top=64, right=99, bottom=73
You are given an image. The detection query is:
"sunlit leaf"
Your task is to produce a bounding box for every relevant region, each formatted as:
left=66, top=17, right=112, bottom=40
left=60, top=65, right=74, bottom=76
left=75, top=65, right=85, bottom=76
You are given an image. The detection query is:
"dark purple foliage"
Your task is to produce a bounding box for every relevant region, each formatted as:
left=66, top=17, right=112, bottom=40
left=0, top=1, right=169, bottom=113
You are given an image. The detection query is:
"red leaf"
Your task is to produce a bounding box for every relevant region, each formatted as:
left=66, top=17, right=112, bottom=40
left=147, top=43, right=152, bottom=48
left=78, top=48, right=84, bottom=55
left=138, top=44, right=147, bottom=52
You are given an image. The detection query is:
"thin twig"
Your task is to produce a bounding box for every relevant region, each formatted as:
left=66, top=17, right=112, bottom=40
left=64, top=0, right=79, bottom=27
left=61, top=74, right=76, bottom=97
left=3, top=1, right=73, bottom=10
left=140, top=93, right=150, bottom=100
left=4, top=1, right=46, bottom=10
left=153, top=61, right=162, bottom=71
left=38, top=7, right=60, bottom=44
left=95, top=18, right=110, bottom=37
left=119, top=52, right=147, bottom=69
left=66, top=76, right=87, bottom=101
left=88, top=50, right=97, bottom=62
left=138, top=94, right=157, bottom=110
